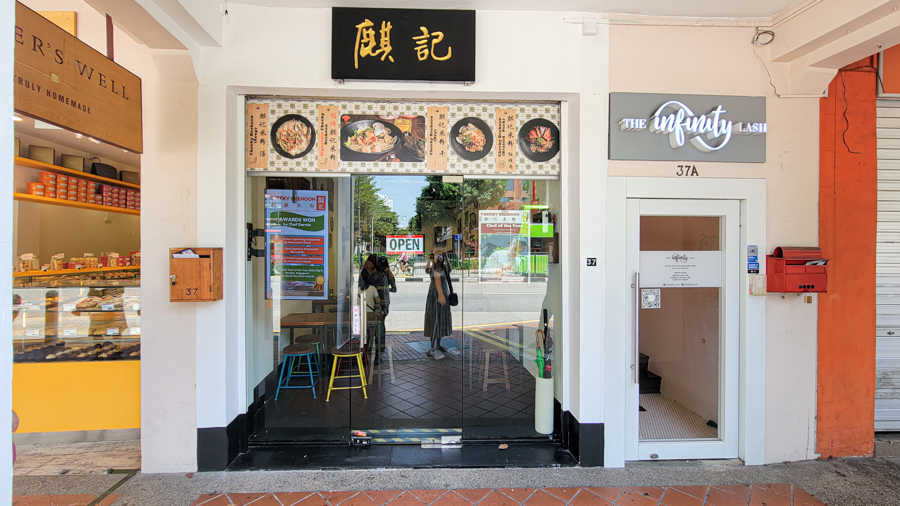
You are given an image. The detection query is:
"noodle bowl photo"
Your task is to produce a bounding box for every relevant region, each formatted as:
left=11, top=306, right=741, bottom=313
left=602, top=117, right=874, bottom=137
left=449, top=117, right=493, bottom=161
left=270, top=114, right=316, bottom=159
left=340, top=120, right=403, bottom=160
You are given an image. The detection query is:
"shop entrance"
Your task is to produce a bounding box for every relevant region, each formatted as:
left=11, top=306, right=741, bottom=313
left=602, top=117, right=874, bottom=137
left=624, top=199, right=740, bottom=461
left=246, top=174, right=561, bottom=447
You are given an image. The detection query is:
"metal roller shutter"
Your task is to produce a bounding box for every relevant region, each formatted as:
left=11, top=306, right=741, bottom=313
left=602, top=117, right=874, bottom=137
left=877, top=99, right=900, bottom=431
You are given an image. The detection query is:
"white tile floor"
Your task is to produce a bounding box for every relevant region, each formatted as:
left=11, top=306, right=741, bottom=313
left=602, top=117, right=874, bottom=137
left=13, top=440, right=140, bottom=476
left=639, top=393, right=718, bottom=440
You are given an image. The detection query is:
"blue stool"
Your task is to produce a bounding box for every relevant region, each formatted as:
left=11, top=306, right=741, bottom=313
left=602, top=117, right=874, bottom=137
left=275, top=343, right=319, bottom=400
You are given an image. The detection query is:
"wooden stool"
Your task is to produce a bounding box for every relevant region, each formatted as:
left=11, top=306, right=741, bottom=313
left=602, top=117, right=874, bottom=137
left=482, top=349, right=511, bottom=392
left=275, top=343, right=319, bottom=400
left=326, top=345, right=367, bottom=401
left=368, top=344, right=395, bottom=385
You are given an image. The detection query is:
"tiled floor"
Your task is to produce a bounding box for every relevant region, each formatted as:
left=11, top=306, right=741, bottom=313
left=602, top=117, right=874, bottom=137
left=12, top=494, right=119, bottom=505
left=186, top=485, right=827, bottom=506
left=13, top=441, right=141, bottom=476
left=254, top=324, right=542, bottom=442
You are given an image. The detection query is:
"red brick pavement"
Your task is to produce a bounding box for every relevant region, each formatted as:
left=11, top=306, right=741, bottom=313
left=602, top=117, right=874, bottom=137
left=184, top=484, right=827, bottom=506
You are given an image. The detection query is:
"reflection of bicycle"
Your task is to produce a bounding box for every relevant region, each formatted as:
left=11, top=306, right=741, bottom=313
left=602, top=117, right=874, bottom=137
left=391, top=259, right=413, bottom=277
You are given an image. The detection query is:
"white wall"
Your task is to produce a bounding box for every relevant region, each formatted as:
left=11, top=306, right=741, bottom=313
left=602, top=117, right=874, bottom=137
left=608, top=24, right=820, bottom=464
left=185, top=5, right=610, bottom=448
left=2, top=0, right=14, bottom=499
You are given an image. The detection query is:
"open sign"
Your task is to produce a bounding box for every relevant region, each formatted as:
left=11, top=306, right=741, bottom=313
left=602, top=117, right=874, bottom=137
left=386, top=235, right=424, bottom=254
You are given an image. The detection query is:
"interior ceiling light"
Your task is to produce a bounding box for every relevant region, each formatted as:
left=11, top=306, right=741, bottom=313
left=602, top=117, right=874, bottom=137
left=88, top=137, right=100, bottom=144
left=74, top=133, right=83, bottom=138
left=13, top=115, right=22, bottom=122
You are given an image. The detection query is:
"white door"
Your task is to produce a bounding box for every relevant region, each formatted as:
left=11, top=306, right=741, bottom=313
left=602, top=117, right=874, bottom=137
left=624, top=199, right=740, bottom=461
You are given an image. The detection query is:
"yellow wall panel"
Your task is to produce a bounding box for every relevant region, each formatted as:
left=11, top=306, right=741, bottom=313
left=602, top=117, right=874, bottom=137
left=13, top=361, right=140, bottom=433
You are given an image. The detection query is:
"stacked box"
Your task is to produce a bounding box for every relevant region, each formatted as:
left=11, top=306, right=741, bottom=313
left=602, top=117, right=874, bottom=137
left=38, top=171, right=56, bottom=186
left=26, top=182, right=45, bottom=196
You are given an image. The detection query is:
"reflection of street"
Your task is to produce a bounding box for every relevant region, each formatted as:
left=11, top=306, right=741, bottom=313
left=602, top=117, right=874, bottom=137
left=383, top=279, right=546, bottom=333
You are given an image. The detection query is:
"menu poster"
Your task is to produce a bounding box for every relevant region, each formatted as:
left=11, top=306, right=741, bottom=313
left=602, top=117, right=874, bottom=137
left=265, top=190, right=329, bottom=300
left=246, top=104, right=269, bottom=169
left=478, top=209, right=530, bottom=283
left=317, top=105, right=340, bottom=171
left=495, top=108, right=516, bottom=173
left=427, top=106, right=449, bottom=171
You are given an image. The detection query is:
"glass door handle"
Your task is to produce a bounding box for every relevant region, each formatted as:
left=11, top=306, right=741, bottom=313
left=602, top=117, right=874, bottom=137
left=632, top=272, right=640, bottom=385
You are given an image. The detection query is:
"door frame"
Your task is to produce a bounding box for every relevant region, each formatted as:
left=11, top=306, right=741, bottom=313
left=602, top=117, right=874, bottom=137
left=604, top=177, right=766, bottom=467
left=624, top=198, right=740, bottom=461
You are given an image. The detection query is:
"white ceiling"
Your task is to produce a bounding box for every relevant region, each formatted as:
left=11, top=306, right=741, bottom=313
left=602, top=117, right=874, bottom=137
left=230, top=0, right=801, bottom=19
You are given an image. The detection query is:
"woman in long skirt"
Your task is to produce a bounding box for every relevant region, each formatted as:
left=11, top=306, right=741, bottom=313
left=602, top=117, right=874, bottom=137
left=424, top=251, right=452, bottom=359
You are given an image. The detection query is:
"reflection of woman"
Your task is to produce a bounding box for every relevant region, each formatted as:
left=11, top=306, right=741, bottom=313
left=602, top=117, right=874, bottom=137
left=424, top=250, right=452, bottom=359
left=360, top=269, right=382, bottom=347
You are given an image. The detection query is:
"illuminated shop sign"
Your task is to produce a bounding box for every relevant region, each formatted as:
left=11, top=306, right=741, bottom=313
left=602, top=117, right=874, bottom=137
left=609, top=93, right=766, bottom=163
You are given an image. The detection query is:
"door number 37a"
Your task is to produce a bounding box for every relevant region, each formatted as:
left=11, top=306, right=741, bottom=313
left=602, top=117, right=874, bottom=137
left=676, top=164, right=699, bottom=176
left=185, top=288, right=199, bottom=296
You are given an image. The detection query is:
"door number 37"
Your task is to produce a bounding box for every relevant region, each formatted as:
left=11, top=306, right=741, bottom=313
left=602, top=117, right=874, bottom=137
left=676, top=164, right=699, bottom=176
left=185, top=288, right=199, bottom=296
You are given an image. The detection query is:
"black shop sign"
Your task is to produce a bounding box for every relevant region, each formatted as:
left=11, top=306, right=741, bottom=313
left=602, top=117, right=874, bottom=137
left=332, top=7, right=475, bottom=82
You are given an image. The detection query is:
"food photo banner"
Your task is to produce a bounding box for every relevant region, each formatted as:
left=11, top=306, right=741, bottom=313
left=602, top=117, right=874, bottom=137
left=248, top=99, right=561, bottom=176
left=332, top=7, right=476, bottom=82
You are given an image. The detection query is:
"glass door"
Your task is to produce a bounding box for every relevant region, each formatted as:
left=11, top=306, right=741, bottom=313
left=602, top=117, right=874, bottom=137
left=349, top=175, right=463, bottom=443
left=246, top=175, right=354, bottom=443
left=624, top=199, right=740, bottom=460
left=460, top=177, right=562, bottom=440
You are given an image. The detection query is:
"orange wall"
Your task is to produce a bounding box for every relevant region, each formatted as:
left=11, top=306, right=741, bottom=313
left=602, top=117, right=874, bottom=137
left=13, top=361, right=141, bottom=433
left=818, top=57, right=878, bottom=458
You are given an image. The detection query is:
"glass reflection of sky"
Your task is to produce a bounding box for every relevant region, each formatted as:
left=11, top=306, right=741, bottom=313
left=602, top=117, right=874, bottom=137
left=372, top=175, right=427, bottom=227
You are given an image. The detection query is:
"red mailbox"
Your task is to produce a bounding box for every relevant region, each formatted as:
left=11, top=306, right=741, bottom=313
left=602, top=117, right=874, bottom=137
left=766, top=247, right=828, bottom=293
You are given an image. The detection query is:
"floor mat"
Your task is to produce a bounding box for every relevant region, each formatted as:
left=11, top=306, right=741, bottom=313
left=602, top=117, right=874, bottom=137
left=405, top=338, right=466, bottom=353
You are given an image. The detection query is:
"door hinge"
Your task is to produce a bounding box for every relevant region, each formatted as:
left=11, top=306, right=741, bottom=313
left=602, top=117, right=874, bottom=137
left=247, top=223, right=266, bottom=260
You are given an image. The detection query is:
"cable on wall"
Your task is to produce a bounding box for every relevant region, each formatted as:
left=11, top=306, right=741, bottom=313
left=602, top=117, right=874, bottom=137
left=753, top=29, right=775, bottom=46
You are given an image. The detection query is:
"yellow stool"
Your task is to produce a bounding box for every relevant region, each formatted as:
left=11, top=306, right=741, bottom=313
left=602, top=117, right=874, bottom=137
left=326, top=345, right=367, bottom=401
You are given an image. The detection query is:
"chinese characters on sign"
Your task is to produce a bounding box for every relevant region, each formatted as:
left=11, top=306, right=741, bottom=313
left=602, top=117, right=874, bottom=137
left=427, top=106, right=449, bottom=171
left=354, top=19, right=394, bottom=69
left=412, top=27, right=451, bottom=61
left=317, top=105, right=340, bottom=171
left=333, top=8, right=475, bottom=82
left=495, top=108, right=516, bottom=173
left=246, top=103, right=268, bottom=169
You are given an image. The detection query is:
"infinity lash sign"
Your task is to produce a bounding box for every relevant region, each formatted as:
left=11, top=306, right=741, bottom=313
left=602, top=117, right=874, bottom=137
left=619, top=100, right=767, bottom=152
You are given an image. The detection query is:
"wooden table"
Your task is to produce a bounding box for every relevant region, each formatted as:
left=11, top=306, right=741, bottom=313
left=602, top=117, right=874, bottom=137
left=281, top=311, right=385, bottom=384
left=311, top=298, right=343, bottom=313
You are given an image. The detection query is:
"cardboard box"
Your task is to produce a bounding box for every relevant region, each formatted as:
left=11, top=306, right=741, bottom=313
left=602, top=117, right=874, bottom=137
left=38, top=172, right=57, bottom=185
left=26, top=182, right=45, bottom=193
left=27, top=145, right=54, bottom=165
left=60, top=155, right=84, bottom=172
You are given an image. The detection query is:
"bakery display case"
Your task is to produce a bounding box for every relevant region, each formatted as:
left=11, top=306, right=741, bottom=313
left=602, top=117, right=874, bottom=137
left=13, top=279, right=141, bottom=363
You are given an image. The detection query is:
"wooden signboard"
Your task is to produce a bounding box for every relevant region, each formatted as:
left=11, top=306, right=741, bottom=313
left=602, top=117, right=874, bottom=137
left=317, top=105, right=340, bottom=171
left=427, top=106, right=449, bottom=171
left=495, top=108, right=516, bottom=173
left=246, top=103, right=269, bottom=169
left=14, top=2, right=143, bottom=153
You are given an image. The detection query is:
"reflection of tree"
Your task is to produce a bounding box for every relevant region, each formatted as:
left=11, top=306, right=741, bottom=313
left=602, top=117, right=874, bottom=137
left=354, top=175, right=398, bottom=250
left=414, top=176, right=506, bottom=226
